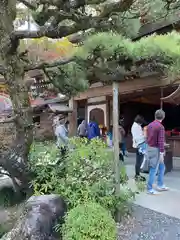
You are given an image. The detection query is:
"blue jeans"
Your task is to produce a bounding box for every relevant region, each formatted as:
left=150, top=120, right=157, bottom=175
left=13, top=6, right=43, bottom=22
left=147, top=162, right=165, bottom=191
left=120, top=141, right=126, bottom=156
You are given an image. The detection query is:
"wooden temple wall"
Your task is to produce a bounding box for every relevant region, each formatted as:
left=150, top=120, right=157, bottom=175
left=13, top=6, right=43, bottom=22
left=70, top=76, right=175, bottom=132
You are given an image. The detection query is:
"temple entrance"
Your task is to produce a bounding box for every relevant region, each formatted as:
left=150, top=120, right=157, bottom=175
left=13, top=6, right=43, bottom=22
left=89, top=108, right=105, bottom=125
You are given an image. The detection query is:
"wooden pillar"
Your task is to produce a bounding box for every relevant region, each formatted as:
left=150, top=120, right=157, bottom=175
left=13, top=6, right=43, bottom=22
left=84, top=100, right=88, bottom=121
left=106, top=97, right=110, bottom=130
left=68, top=98, right=77, bottom=137
left=112, top=81, right=120, bottom=222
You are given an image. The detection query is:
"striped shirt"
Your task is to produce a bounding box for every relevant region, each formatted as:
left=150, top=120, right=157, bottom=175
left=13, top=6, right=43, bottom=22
left=147, top=120, right=165, bottom=153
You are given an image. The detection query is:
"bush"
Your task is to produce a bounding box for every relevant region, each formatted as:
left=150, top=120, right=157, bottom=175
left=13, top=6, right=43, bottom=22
left=0, top=225, right=8, bottom=238
left=29, top=138, right=135, bottom=216
left=29, top=141, right=64, bottom=194
left=61, top=202, right=117, bottom=240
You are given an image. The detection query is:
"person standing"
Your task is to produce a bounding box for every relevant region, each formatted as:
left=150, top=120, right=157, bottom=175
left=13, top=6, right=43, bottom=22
left=87, top=118, right=100, bottom=140
left=119, top=118, right=129, bottom=156
left=131, top=115, right=146, bottom=181
left=107, top=125, right=113, bottom=148
left=119, top=123, right=126, bottom=161
left=55, top=118, right=69, bottom=157
left=77, top=120, right=88, bottom=138
left=147, top=109, right=168, bottom=194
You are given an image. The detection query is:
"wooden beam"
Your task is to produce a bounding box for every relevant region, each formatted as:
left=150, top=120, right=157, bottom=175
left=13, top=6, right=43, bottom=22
left=135, top=14, right=180, bottom=40
left=74, top=77, right=175, bottom=101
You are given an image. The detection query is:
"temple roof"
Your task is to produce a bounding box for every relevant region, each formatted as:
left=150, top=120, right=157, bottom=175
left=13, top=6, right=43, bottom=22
left=161, top=85, right=180, bottom=105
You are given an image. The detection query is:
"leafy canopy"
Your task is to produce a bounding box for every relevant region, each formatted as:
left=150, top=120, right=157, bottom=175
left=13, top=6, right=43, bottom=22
left=49, top=30, right=180, bottom=92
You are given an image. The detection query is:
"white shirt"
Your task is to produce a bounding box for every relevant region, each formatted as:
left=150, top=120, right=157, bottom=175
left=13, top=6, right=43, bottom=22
left=131, top=122, right=145, bottom=148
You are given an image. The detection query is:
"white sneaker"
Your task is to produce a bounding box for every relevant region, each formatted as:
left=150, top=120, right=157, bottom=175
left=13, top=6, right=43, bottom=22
left=156, top=185, right=169, bottom=191
left=147, top=189, right=159, bottom=195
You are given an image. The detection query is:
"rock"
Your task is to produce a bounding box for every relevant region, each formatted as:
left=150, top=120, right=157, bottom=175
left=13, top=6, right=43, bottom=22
left=1, top=194, right=67, bottom=240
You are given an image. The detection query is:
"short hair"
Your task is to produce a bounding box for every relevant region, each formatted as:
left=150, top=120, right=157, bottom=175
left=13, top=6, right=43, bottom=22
left=155, top=109, right=165, bottom=120
left=134, top=115, right=144, bottom=125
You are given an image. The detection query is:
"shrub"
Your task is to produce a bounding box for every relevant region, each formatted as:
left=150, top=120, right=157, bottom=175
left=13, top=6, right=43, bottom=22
left=29, top=138, right=135, bottom=216
left=61, top=202, right=117, bottom=240
left=29, top=141, right=64, bottom=194
left=0, top=225, right=8, bottom=238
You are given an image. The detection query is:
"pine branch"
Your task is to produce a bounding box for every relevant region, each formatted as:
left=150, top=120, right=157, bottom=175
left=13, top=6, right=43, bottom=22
left=0, top=116, right=17, bottom=124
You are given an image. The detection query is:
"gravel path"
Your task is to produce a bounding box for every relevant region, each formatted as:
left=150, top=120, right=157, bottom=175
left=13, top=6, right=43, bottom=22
left=118, top=204, right=180, bottom=240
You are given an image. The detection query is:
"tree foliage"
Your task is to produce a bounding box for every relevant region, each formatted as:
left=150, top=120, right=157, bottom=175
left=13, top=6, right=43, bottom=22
left=46, top=30, right=180, bottom=93
left=76, top=31, right=180, bottom=78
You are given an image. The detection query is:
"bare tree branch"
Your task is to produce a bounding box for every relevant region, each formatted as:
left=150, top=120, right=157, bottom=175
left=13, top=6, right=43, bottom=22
left=14, top=0, right=135, bottom=41
left=18, top=0, right=36, bottom=10
left=67, top=29, right=95, bottom=43
left=0, top=65, right=7, bottom=75
left=0, top=170, right=11, bottom=177
left=96, top=0, right=135, bottom=18
left=25, top=57, right=73, bottom=71
left=13, top=23, right=87, bottom=39
left=18, top=0, right=108, bottom=10
left=0, top=116, right=17, bottom=124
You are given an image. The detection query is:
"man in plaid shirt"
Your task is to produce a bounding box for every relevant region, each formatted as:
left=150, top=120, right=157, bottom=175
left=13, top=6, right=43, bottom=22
left=147, top=109, right=168, bottom=195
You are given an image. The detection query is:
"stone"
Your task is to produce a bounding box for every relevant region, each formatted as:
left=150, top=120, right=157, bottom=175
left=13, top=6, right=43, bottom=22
left=1, top=194, right=67, bottom=240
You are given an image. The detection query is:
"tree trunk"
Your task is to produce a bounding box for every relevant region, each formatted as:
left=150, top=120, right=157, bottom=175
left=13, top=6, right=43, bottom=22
left=0, top=55, right=33, bottom=194
left=0, top=1, right=34, bottom=195
left=0, top=50, right=33, bottom=195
